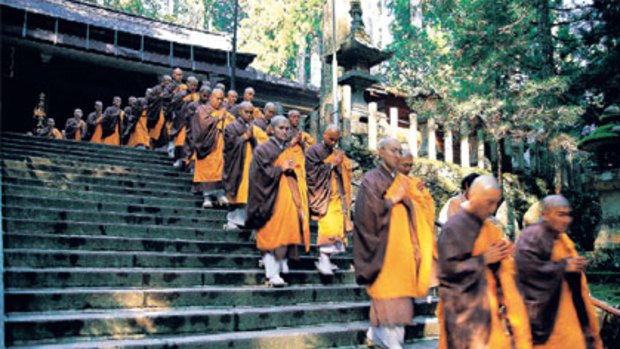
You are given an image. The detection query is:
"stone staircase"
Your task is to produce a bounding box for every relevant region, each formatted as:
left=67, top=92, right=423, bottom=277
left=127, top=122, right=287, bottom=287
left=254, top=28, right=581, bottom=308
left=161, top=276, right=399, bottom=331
left=1, top=132, right=438, bottom=348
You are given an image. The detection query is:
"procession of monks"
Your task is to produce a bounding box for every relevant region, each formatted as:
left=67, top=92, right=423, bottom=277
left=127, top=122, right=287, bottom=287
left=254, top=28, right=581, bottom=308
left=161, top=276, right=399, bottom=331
left=39, top=68, right=604, bottom=349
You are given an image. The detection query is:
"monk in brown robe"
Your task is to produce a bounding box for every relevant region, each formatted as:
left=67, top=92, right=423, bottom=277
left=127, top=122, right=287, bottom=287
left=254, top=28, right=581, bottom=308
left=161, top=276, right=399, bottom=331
left=243, top=87, right=263, bottom=120
left=191, top=88, right=235, bottom=208
left=288, top=109, right=316, bottom=149
left=246, top=116, right=311, bottom=287
left=397, top=150, right=439, bottom=290
left=38, top=118, right=63, bottom=139
left=147, top=75, right=173, bottom=148
left=101, top=96, right=123, bottom=146
left=224, top=89, right=238, bottom=112
left=172, top=67, right=187, bottom=91
left=125, top=98, right=150, bottom=149
left=184, top=86, right=212, bottom=172
left=353, top=138, right=427, bottom=348
left=254, top=102, right=276, bottom=134
left=84, top=101, right=104, bottom=143
left=171, top=76, right=199, bottom=167
left=222, top=102, right=269, bottom=230
left=120, top=96, right=136, bottom=146
left=438, top=175, right=532, bottom=349
left=515, top=195, right=602, bottom=349
left=64, top=108, right=86, bottom=142
left=305, top=124, right=353, bottom=275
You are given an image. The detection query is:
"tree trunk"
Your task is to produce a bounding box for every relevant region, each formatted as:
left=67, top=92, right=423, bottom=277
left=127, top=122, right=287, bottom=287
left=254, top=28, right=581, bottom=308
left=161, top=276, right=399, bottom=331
left=537, top=0, right=554, bottom=78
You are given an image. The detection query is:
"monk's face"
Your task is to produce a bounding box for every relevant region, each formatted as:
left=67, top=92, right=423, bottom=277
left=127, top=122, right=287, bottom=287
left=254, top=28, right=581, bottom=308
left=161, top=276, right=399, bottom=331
left=323, top=131, right=340, bottom=149
left=163, top=78, right=171, bottom=86
left=543, top=206, right=573, bottom=233
left=264, top=105, right=276, bottom=120
left=47, top=118, right=55, bottom=127
left=113, top=97, right=122, bottom=108
left=244, top=89, right=255, bottom=102
left=288, top=111, right=300, bottom=128
left=227, top=91, right=238, bottom=105
left=379, top=141, right=402, bottom=172
left=95, top=102, right=103, bottom=112
left=469, top=188, right=502, bottom=220
left=200, top=90, right=211, bottom=102
left=273, top=121, right=290, bottom=142
left=172, top=70, right=183, bottom=83
left=188, top=80, right=198, bottom=92
left=210, top=90, right=224, bottom=109
left=239, top=106, right=253, bottom=123
left=74, top=109, right=83, bottom=119
left=398, top=155, right=414, bottom=175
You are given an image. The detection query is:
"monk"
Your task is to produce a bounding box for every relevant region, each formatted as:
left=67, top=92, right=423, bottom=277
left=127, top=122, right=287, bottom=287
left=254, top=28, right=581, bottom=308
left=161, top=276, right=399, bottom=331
left=191, top=88, right=235, bottom=208
left=101, top=96, right=124, bottom=146
left=438, top=172, right=480, bottom=224
left=438, top=175, right=532, bottom=349
left=254, top=102, right=276, bottom=134
left=224, top=89, right=238, bottom=112
left=305, top=124, right=353, bottom=275
left=64, top=108, right=86, bottom=141
left=171, top=76, right=199, bottom=167
left=397, top=150, right=439, bottom=289
left=515, top=195, right=602, bottom=349
left=125, top=98, right=150, bottom=149
left=172, top=67, right=187, bottom=90
left=288, top=109, right=316, bottom=150
left=84, top=101, right=103, bottom=143
left=353, top=138, right=431, bottom=348
left=184, top=86, right=212, bottom=171
left=215, top=82, right=226, bottom=91
left=38, top=118, right=63, bottom=139
left=246, top=116, right=311, bottom=287
left=222, top=101, right=269, bottom=230
left=147, top=75, right=173, bottom=148
left=243, top=87, right=263, bottom=120
left=120, top=96, right=137, bottom=145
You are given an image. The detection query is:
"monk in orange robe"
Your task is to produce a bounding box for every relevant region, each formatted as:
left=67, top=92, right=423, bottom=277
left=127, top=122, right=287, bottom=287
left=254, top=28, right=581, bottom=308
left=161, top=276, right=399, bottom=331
left=64, top=108, right=86, bottom=142
left=125, top=98, right=150, bottom=149
left=222, top=101, right=269, bottom=230
left=515, top=195, right=602, bottom=349
left=147, top=75, right=173, bottom=148
left=84, top=101, right=103, bottom=143
left=101, top=96, right=123, bottom=146
left=243, top=87, right=263, bottom=121
left=253, top=102, right=276, bottom=134
left=171, top=76, right=199, bottom=167
left=38, top=118, right=63, bottom=139
left=353, top=138, right=432, bottom=348
left=246, top=116, right=311, bottom=287
left=438, top=175, right=532, bottom=349
left=191, top=88, right=235, bottom=208
left=305, top=124, right=353, bottom=275
left=223, top=89, right=238, bottom=112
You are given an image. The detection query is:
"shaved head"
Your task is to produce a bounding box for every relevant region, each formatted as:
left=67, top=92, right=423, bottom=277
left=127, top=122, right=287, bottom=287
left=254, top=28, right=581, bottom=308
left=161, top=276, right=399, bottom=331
left=464, top=175, right=502, bottom=220
left=378, top=138, right=402, bottom=172
left=379, top=138, right=399, bottom=150
left=542, top=195, right=572, bottom=233
left=398, top=149, right=414, bottom=175
left=322, top=124, right=341, bottom=149
left=270, top=115, right=289, bottom=128
left=542, top=195, right=571, bottom=212
left=271, top=115, right=290, bottom=142
left=236, top=101, right=254, bottom=122
left=324, top=124, right=340, bottom=134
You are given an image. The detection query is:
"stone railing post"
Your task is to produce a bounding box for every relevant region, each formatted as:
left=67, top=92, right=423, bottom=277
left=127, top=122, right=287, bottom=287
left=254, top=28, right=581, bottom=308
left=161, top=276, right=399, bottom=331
left=477, top=129, right=485, bottom=169
left=460, top=128, right=470, bottom=167
left=427, top=117, right=437, bottom=160
left=444, top=127, right=454, bottom=164
left=390, top=107, right=398, bottom=138
left=408, top=113, right=418, bottom=158
left=368, top=102, right=378, bottom=151
left=341, top=84, right=352, bottom=149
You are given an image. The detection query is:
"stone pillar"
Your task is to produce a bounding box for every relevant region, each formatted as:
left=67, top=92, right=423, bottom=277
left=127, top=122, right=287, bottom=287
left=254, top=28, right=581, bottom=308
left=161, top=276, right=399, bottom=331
left=427, top=118, right=437, bottom=160
left=310, top=111, right=319, bottom=140
left=341, top=84, right=352, bottom=149
left=460, top=129, right=470, bottom=168
left=390, top=107, right=398, bottom=138
left=477, top=129, right=485, bottom=169
left=445, top=127, right=454, bottom=164
left=368, top=102, right=378, bottom=151
left=408, top=113, right=418, bottom=158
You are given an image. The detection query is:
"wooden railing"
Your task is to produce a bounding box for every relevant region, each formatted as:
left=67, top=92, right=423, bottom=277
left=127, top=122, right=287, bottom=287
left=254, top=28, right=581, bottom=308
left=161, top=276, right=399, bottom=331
left=591, top=296, right=620, bottom=317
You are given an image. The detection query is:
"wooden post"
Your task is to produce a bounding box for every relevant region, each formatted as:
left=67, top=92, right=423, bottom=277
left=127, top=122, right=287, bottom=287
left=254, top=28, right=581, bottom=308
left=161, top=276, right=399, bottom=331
left=390, top=107, right=398, bottom=138
left=428, top=118, right=437, bottom=160
left=444, top=127, right=453, bottom=163
left=368, top=102, right=378, bottom=151
left=477, top=129, right=485, bottom=169
left=408, top=113, right=419, bottom=158
left=460, top=128, right=470, bottom=167
left=341, top=85, right=352, bottom=149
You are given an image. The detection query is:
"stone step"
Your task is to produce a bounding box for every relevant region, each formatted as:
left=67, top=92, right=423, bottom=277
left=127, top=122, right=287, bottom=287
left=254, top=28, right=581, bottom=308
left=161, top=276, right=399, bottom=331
left=2, top=132, right=169, bottom=160
left=6, top=320, right=439, bottom=349
left=0, top=144, right=176, bottom=175
left=6, top=302, right=371, bottom=345
left=5, top=267, right=356, bottom=288
left=3, top=183, right=207, bottom=209
left=4, top=205, right=228, bottom=230
left=4, top=217, right=249, bottom=242
left=4, top=249, right=353, bottom=271
left=1, top=136, right=171, bottom=165
left=2, top=163, right=192, bottom=192
left=3, top=176, right=198, bottom=201
left=6, top=285, right=368, bottom=312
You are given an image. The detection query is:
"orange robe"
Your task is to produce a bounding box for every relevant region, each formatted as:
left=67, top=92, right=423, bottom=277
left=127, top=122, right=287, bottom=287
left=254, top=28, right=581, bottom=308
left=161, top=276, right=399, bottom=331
left=49, top=128, right=63, bottom=140
left=533, top=234, right=602, bottom=349
left=193, top=109, right=235, bottom=186
left=102, top=111, right=123, bottom=146
left=256, top=147, right=310, bottom=252
left=229, top=125, right=269, bottom=204
left=438, top=218, right=532, bottom=349
left=149, top=109, right=165, bottom=141
left=316, top=154, right=353, bottom=246
left=252, top=107, right=263, bottom=121
left=127, top=110, right=150, bottom=148
left=90, top=122, right=103, bottom=144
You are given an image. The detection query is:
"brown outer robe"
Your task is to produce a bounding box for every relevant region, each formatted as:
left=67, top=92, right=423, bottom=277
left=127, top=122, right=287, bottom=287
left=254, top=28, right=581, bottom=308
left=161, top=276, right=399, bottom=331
left=352, top=165, right=417, bottom=285
left=223, top=118, right=263, bottom=199
left=64, top=118, right=86, bottom=141
left=305, top=142, right=351, bottom=219
left=515, top=221, right=602, bottom=348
